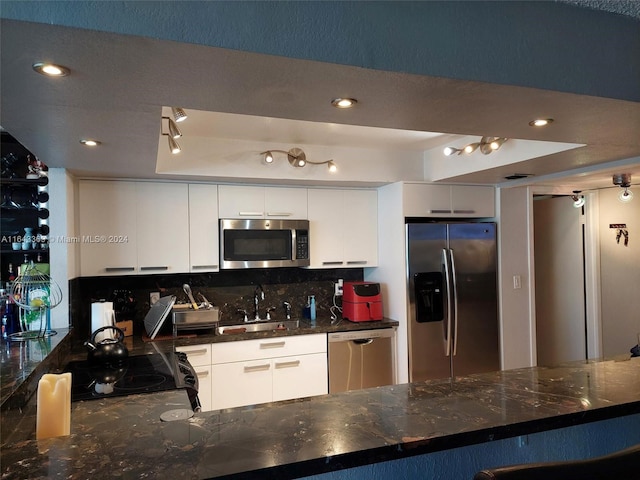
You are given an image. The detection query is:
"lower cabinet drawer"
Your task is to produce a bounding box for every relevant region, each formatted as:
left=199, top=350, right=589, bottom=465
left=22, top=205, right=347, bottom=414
left=272, top=352, right=328, bottom=402
left=211, top=334, right=327, bottom=364
left=211, top=359, right=273, bottom=410
left=176, top=344, right=212, bottom=367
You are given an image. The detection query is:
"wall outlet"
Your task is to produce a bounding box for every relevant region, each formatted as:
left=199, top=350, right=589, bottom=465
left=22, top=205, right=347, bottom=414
left=334, top=279, right=343, bottom=296
left=150, top=292, right=160, bottom=305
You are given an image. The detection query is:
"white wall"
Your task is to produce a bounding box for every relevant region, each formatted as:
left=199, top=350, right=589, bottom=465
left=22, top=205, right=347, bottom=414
left=497, top=186, right=536, bottom=369
left=598, top=187, right=640, bottom=356
left=48, top=168, right=77, bottom=328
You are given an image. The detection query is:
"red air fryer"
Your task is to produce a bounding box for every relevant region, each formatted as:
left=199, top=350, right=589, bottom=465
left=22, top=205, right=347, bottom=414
left=342, top=282, right=383, bottom=322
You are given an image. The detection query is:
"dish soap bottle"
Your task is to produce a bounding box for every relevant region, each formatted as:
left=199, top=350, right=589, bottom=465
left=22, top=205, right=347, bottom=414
left=309, top=295, right=316, bottom=325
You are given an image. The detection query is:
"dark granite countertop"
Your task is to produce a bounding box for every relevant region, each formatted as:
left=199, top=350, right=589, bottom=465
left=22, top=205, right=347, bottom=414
left=0, top=329, right=72, bottom=410
left=2, top=355, right=640, bottom=479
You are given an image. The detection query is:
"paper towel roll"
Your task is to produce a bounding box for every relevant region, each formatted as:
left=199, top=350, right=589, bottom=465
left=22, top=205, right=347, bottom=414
left=91, top=301, right=115, bottom=342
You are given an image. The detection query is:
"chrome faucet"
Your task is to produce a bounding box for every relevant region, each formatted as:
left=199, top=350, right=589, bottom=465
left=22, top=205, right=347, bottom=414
left=283, top=301, right=292, bottom=320
left=253, top=284, right=265, bottom=321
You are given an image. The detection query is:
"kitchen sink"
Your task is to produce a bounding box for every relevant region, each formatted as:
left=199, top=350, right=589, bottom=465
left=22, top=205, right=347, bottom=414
left=217, top=320, right=300, bottom=335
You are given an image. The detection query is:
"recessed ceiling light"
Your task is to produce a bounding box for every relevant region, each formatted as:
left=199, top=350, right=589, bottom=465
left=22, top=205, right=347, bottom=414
left=331, top=98, right=357, bottom=109
left=80, top=139, right=101, bottom=147
left=529, top=118, right=554, bottom=127
left=32, top=62, right=70, bottom=77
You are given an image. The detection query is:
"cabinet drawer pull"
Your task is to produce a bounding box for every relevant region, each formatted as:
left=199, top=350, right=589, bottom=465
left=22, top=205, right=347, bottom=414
left=140, top=266, right=169, bottom=271
left=195, top=369, right=209, bottom=378
left=259, top=341, right=286, bottom=349
left=453, top=209, right=476, bottom=214
left=266, top=212, right=292, bottom=217
left=322, top=261, right=344, bottom=266
left=238, top=212, right=263, bottom=216
left=275, top=360, right=300, bottom=369
left=105, top=266, right=135, bottom=272
left=179, top=348, right=209, bottom=356
left=192, top=265, right=219, bottom=270
left=244, top=364, right=270, bottom=373
left=429, top=209, right=452, bottom=214
left=346, top=261, right=367, bottom=265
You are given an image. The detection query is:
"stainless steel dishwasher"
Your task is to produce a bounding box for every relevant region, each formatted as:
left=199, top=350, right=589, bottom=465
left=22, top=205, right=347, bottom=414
left=328, top=328, right=396, bottom=393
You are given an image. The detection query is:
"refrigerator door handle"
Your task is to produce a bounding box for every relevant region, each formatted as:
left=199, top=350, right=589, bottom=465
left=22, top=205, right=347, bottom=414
left=449, top=248, right=459, bottom=356
left=442, top=248, right=452, bottom=357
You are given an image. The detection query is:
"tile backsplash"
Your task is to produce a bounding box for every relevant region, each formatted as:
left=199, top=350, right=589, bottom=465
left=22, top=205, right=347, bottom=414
left=70, top=268, right=363, bottom=340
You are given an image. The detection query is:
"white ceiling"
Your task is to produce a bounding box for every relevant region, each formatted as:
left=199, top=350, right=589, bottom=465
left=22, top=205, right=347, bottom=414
left=1, top=12, right=639, bottom=193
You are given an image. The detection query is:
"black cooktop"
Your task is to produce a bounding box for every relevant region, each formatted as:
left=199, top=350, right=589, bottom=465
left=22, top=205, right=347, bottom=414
left=65, top=353, right=180, bottom=402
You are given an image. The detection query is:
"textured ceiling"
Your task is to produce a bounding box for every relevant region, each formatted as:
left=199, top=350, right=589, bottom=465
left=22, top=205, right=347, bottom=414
left=560, top=0, right=640, bottom=20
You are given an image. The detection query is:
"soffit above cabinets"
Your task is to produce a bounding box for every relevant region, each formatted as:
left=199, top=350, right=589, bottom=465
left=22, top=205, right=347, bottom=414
left=1, top=13, right=639, bottom=191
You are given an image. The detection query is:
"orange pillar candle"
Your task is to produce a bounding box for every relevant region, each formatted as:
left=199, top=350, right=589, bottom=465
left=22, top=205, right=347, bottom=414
left=36, top=372, right=72, bottom=439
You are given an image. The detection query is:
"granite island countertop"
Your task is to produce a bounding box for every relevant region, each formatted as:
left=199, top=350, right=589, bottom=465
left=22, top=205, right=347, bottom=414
left=2, top=355, right=640, bottom=479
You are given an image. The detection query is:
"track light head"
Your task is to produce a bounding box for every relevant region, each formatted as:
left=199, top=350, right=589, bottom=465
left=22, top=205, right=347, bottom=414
left=570, top=191, right=585, bottom=208
left=167, top=136, right=181, bottom=154
left=264, top=151, right=274, bottom=164
left=327, top=160, right=337, bottom=173
left=162, top=117, right=183, bottom=139
left=619, top=188, right=633, bottom=203
left=171, top=107, right=188, bottom=123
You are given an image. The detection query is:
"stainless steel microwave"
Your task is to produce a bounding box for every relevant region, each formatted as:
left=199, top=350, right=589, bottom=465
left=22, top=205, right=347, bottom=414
left=219, top=218, right=310, bottom=269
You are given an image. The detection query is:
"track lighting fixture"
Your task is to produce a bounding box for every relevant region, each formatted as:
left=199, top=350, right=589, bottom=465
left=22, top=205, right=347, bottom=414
left=161, top=109, right=187, bottom=154
left=261, top=148, right=337, bottom=173
left=570, top=191, right=585, bottom=208
left=613, top=173, right=633, bottom=203
left=171, top=107, right=188, bottom=123
left=443, top=136, right=508, bottom=156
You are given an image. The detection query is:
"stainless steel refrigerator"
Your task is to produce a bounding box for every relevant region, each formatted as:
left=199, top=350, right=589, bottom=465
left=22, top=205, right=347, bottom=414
left=407, top=222, right=499, bottom=381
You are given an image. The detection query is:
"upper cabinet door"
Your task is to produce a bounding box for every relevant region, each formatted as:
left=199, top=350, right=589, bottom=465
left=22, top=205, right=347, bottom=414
left=343, top=189, right=378, bottom=267
left=451, top=185, right=495, bottom=217
left=264, top=187, right=307, bottom=219
left=188, top=184, right=219, bottom=272
left=79, top=180, right=138, bottom=276
left=218, top=185, right=265, bottom=218
left=307, top=189, right=345, bottom=268
left=403, top=184, right=452, bottom=217
left=136, top=182, right=190, bottom=274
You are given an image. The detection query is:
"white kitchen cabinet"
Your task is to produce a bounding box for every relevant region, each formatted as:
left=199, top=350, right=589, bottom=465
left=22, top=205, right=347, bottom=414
left=403, top=183, right=495, bottom=218
left=218, top=185, right=307, bottom=219
left=79, top=180, right=138, bottom=276
left=136, top=182, right=190, bottom=274
left=307, top=189, right=378, bottom=268
left=188, top=184, right=219, bottom=272
left=209, top=334, right=327, bottom=411
left=79, top=181, right=214, bottom=276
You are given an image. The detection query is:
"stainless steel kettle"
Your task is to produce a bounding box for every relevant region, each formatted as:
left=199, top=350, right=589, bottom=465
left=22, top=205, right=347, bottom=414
left=84, top=326, right=129, bottom=365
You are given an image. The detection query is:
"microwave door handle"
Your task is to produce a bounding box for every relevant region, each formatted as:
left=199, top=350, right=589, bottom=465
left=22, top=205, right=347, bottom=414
left=291, top=229, right=297, bottom=260
left=442, top=248, right=452, bottom=357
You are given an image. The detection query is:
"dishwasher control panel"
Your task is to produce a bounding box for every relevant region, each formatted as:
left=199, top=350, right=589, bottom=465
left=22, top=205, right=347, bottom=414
left=328, top=328, right=395, bottom=342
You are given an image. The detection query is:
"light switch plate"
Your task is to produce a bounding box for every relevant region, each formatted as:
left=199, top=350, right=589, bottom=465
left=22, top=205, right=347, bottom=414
left=150, top=292, right=160, bottom=305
